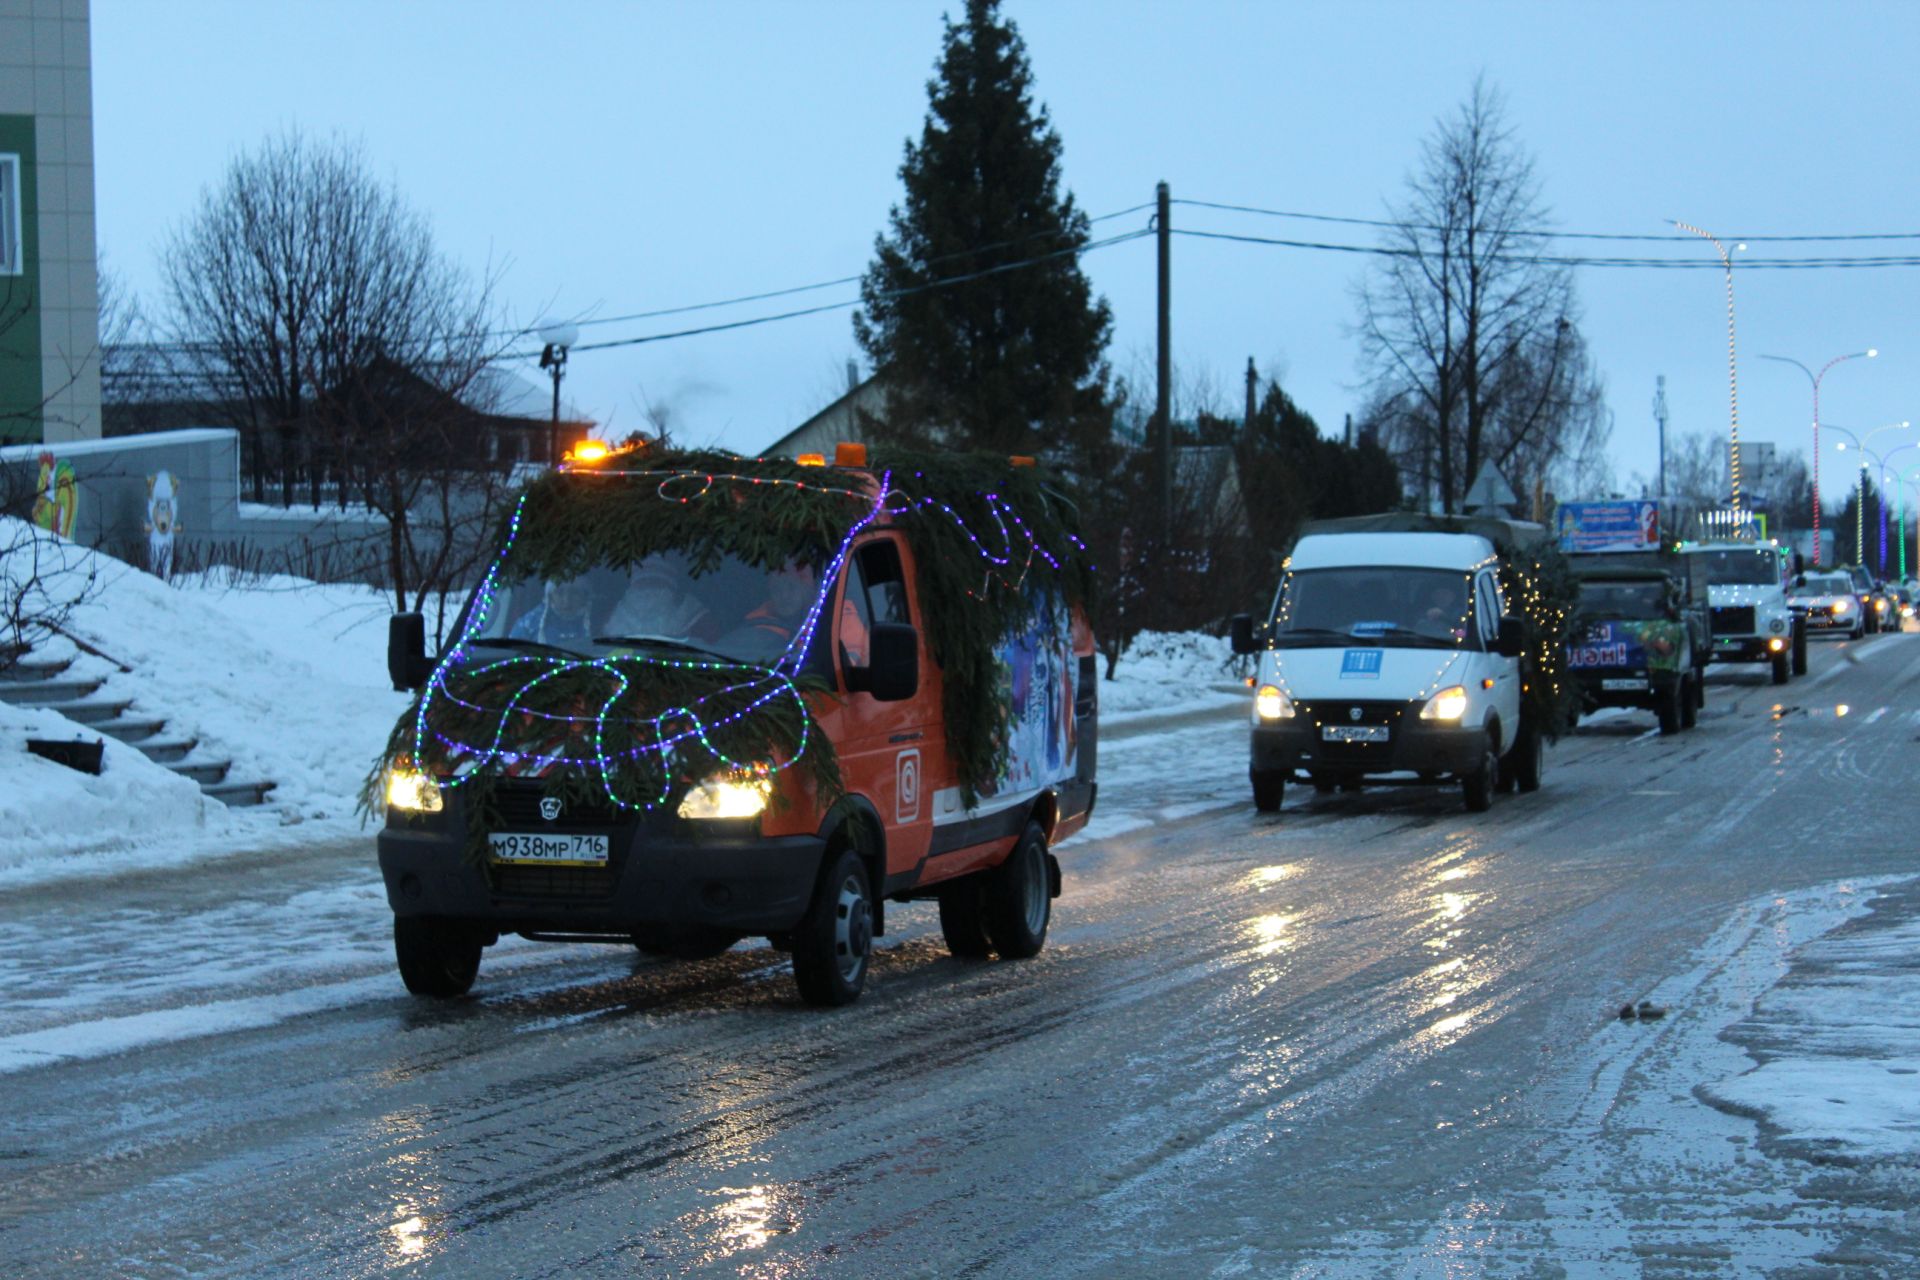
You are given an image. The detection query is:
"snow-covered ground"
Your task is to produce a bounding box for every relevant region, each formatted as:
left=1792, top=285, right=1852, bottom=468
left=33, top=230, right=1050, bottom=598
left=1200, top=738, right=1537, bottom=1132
left=3, top=531, right=1919, bottom=1167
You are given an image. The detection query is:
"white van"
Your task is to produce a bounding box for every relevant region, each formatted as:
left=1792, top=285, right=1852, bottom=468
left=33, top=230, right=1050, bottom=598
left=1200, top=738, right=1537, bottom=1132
left=1230, top=526, right=1540, bottom=813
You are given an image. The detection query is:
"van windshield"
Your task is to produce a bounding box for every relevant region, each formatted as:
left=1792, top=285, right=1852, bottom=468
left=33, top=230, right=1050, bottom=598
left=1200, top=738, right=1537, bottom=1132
left=1271, top=567, right=1472, bottom=648
left=466, top=551, right=824, bottom=667
left=1686, top=549, right=1779, bottom=586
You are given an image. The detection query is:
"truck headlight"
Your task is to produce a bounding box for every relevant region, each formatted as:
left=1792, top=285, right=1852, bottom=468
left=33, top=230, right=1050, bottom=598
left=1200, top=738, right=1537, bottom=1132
left=385, top=766, right=444, bottom=813
left=678, top=769, right=773, bottom=820
left=1254, top=685, right=1296, bottom=720
left=1419, top=685, right=1469, bottom=721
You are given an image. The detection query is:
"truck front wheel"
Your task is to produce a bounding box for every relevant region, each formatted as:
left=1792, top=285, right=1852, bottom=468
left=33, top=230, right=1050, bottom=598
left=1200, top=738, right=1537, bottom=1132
left=1252, top=769, right=1285, bottom=813
left=1791, top=620, right=1809, bottom=676
left=791, top=846, right=874, bottom=1007
left=1509, top=721, right=1544, bottom=792
left=1679, top=672, right=1699, bottom=729
left=1657, top=681, right=1682, bottom=735
left=1771, top=647, right=1791, bottom=685
left=982, top=822, right=1052, bottom=960
left=394, top=916, right=482, bottom=998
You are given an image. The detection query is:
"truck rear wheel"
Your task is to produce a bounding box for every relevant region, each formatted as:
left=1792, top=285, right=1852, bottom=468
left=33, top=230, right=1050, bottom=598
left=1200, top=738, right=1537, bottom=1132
left=982, top=822, right=1052, bottom=960
left=1791, top=620, right=1808, bottom=675
left=937, top=880, right=992, bottom=958
left=1657, top=681, right=1682, bottom=735
left=394, top=916, right=482, bottom=998
left=1679, top=673, right=1699, bottom=729
left=1461, top=733, right=1498, bottom=812
left=1509, top=721, right=1544, bottom=793
left=1252, top=769, right=1285, bottom=813
left=791, top=846, right=873, bottom=1007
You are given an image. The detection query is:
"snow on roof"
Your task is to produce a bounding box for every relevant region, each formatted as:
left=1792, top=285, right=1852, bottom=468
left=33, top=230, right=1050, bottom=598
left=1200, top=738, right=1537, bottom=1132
left=1288, top=530, right=1496, bottom=572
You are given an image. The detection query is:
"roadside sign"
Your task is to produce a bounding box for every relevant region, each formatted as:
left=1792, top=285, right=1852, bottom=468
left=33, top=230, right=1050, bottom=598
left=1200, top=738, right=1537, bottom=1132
left=1557, top=500, right=1661, bottom=553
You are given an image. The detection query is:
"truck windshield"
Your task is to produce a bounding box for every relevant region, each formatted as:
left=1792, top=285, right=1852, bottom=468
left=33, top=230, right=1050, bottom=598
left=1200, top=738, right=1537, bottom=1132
left=1687, top=549, right=1779, bottom=586
left=466, top=550, right=824, bottom=667
left=1577, top=580, right=1668, bottom=619
left=1271, top=567, right=1471, bottom=647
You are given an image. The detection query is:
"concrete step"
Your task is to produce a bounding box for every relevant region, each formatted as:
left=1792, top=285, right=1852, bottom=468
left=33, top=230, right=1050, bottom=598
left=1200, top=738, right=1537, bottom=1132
left=202, top=778, right=276, bottom=808
left=96, top=716, right=167, bottom=745
left=0, top=654, right=72, bottom=682
left=39, top=698, right=136, bottom=727
left=171, top=758, right=232, bottom=786
left=133, top=737, right=198, bottom=765
left=0, top=677, right=100, bottom=705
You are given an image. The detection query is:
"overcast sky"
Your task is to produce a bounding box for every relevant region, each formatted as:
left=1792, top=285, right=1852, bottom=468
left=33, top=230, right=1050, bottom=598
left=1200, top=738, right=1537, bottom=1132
left=94, top=0, right=1920, bottom=499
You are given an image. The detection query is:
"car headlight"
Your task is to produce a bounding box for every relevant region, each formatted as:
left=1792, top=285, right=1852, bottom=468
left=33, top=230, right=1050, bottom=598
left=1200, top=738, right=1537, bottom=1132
left=1832, top=601, right=1850, bottom=614
left=1255, top=685, right=1296, bottom=720
left=1768, top=617, right=1786, bottom=633
left=1419, top=685, right=1469, bottom=721
left=1875, top=598, right=1888, bottom=612
left=385, top=766, right=444, bottom=813
left=677, top=769, right=773, bottom=820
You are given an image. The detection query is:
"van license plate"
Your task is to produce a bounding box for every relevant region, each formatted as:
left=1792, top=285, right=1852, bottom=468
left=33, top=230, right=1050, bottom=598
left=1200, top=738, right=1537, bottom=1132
left=488, top=833, right=610, bottom=866
left=1601, top=678, right=1646, bottom=691
left=1322, top=725, right=1388, bottom=743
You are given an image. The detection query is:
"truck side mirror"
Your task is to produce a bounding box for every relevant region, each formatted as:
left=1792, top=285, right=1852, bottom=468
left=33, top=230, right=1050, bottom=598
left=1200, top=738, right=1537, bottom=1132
left=388, top=612, right=432, bottom=691
left=862, top=621, right=920, bottom=702
left=1229, top=613, right=1257, bottom=654
left=1794, top=573, right=1807, bottom=588
left=1493, top=616, right=1525, bottom=659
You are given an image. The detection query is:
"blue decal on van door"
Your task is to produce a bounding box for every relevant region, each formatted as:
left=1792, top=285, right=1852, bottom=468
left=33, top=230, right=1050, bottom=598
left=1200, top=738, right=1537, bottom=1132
left=1340, top=649, right=1383, bottom=679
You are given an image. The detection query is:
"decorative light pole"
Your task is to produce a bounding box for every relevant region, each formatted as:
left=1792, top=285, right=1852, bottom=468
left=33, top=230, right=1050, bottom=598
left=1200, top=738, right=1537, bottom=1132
left=1831, top=422, right=1912, bottom=570
left=1757, top=348, right=1877, bottom=565
left=1676, top=222, right=1745, bottom=514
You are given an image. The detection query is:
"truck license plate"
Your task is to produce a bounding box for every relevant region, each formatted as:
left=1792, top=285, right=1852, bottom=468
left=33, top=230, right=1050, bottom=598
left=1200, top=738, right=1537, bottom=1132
left=1601, top=678, right=1647, bottom=691
left=488, top=833, right=610, bottom=866
left=1322, top=725, right=1388, bottom=743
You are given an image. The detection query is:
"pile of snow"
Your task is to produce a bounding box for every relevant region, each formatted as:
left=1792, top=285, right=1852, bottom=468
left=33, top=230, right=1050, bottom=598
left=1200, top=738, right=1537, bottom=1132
left=1097, top=629, right=1250, bottom=721
left=0, top=523, right=411, bottom=885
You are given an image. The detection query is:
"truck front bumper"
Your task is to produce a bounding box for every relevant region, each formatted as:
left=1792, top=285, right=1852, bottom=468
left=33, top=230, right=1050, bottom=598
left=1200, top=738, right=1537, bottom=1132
left=1251, top=720, right=1486, bottom=779
left=378, top=804, right=826, bottom=936
left=1710, top=635, right=1786, bottom=663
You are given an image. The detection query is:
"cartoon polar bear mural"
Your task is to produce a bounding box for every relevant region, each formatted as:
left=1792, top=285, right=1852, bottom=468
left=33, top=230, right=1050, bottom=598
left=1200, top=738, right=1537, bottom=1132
left=146, top=470, right=180, bottom=581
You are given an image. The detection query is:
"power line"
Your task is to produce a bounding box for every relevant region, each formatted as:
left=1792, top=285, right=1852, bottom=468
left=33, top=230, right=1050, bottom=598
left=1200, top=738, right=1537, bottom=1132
left=1171, top=226, right=1920, bottom=269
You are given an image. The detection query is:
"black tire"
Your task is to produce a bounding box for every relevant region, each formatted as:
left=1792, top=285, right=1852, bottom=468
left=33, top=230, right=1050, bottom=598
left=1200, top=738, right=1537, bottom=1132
left=1693, top=664, right=1708, bottom=709
left=1771, top=647, right=1790, bottom=685
left=1252, top=769, right=1285, bottom=813
left=394, top=916, right=482, bottom=998
left=1851, top=621, right=1865, bottom=641
left=1791, top=621, right=1808, bottom=676
left=1460, top=732, right=1498, bottom=812
left=1679, top=672, right=1699, bottom=729
left=1657, top=681, right=1682, bottom=734
left=982, top=822, right=1052, bottom=960
left=937, top=879, right=993, bottom=958
left=1510, top=721, right=1544, bottom=793
left=791, top=846, right=874, bottom=1007
left=631, top=926, right=739, bottom=961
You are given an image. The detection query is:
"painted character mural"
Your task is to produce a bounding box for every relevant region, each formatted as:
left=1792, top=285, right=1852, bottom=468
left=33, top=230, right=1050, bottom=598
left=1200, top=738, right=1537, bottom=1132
left=146, top=470, right=180, bottom=581
left=31, top=453, right=79, bottom=539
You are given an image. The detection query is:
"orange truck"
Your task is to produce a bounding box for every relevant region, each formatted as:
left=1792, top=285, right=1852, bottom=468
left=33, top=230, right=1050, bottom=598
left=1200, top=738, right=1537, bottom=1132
left=377, top=443, right=1097, bottom=1005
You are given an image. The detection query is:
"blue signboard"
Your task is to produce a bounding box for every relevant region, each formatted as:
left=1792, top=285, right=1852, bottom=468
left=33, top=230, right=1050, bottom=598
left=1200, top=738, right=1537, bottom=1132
left=1558, top=500, right=1660, bottom=553
left=1340, top=649, right=1383, bottom=679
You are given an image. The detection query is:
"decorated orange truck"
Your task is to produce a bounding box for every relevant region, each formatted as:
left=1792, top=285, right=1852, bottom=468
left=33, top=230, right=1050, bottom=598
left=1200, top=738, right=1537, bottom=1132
left=376, top=443, right=1097, bottom=1005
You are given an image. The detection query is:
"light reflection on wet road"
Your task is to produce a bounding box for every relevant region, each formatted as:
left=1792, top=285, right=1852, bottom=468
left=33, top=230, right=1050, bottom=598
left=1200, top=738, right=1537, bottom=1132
left=1, top=634, right=1918, bottom=1276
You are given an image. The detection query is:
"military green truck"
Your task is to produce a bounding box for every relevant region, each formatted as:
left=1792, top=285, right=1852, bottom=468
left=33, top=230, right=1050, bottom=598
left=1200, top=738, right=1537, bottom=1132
left=1566, top=553, right=1712, bottom=734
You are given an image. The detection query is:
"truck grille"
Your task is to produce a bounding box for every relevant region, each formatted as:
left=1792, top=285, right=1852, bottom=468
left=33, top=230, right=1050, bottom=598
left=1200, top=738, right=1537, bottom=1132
left=483, top=780, right=624, bottom=830
left=1709, top=605, right=1755, bottom=636
left=490, top=863, right=619, bottom=902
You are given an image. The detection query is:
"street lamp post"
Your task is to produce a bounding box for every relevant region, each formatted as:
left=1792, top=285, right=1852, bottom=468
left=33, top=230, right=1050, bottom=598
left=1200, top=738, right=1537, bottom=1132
left=537, top=319, right=580, bottom=466
left=1756, top=348, right=1877, bottom=565
left=1676, top=222, right=1746, bottom=513
left=1830, top=422, right=1912, bottom=571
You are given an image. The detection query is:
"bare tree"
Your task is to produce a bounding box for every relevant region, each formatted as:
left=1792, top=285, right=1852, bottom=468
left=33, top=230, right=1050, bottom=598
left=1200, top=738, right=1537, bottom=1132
left=1355, top=77, right=1604, bottom=513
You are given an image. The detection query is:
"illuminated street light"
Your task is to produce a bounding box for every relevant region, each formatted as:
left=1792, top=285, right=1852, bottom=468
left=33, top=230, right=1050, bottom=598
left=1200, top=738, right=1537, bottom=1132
left=1757, top=348, right=1877, bottom=565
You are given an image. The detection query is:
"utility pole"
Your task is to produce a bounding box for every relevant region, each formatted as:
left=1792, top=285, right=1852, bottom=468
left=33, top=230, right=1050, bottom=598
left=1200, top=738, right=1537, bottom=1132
left=1156, top=180, right=1171, bottom=546
left=1653, top=375, right=1668, bottom=500
left=1243, top=357, right=1256, bottom=440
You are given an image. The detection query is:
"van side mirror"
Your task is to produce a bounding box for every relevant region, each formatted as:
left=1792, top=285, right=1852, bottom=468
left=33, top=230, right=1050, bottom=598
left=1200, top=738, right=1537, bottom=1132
left=1493, top=616, right=1525, bottom=659
left=388, top=612, right=433, bottom=691
left=852, top=621, right=919, bottom=702
left=1229, top=613, right=1257, bottom=654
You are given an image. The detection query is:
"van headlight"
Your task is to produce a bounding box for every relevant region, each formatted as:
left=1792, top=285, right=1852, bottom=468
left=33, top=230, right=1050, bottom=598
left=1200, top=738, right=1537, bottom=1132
left=1255, top=685, right=1296, bottom=720
left=1419, top=685, right=1470, bottom=721
left=385, top=766, right=444, bottom=813
left=678, top=769, right=773, bottom=820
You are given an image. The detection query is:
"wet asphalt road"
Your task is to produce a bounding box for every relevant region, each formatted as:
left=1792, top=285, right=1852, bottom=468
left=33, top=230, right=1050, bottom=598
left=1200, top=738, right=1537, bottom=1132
left=4, top=631, right=1920, bottom=1277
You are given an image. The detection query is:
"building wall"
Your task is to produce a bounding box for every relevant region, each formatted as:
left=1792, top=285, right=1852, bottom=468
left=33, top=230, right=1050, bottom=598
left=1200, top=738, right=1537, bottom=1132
left=0, top=0, right=99, bottom=446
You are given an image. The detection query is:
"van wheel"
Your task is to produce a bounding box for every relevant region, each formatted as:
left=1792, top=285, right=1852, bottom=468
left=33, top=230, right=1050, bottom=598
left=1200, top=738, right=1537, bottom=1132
left=1770, top=647, right=1790, bottom=684
left=791, top=846, right=873, bottom=1007
left=1791, top=621, right=1808, bottom=675
left=937, top=879, right=992, bottom=958
left=983, top=822, right=1052, bottom=960
left=1461, top=734, right=1498, bottom=812
left=394, top=916, right=482, bottom=998
left=1252, top=769, right=1285, bottom=813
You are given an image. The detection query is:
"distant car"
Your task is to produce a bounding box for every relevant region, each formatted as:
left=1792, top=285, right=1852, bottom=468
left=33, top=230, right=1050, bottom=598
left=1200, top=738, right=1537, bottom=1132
left=1843, top=565, right=1885, bottom=634
left=1893, top=583, right=1915, bottom=627
left=1789, top=570, right=1866, bottom=639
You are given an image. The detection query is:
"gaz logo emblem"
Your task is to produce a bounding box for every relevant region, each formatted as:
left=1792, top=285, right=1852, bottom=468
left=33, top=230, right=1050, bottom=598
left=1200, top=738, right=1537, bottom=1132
left=1349, top=706, right=1363, bottom=722
left=539, top=796, right=563, bottom=822
left=896, top=748, right=922, bottom=824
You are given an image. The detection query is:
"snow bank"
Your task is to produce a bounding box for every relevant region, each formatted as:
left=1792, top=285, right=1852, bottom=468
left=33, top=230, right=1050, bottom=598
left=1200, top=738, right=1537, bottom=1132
left=1097, top=629, right=1250, bottom=721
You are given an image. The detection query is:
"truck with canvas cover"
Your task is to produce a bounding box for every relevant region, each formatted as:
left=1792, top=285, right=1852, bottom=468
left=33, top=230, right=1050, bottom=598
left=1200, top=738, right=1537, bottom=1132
left=1565, top=552, right=1710, bottom=734
left=1230, top=513, right=1579, bottom=814
left=376, top=443, right=1097, bottom=1006
left=1676, top=537, right=1806, bottom=684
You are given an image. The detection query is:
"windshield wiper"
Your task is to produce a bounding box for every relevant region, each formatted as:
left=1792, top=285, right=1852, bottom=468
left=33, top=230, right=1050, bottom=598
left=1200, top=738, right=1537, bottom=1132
left=592, top=634, right=732, bottom=661
left=468, top=636, right=577, bottom=655
left=1271, top=627, right=1365, bottom=645
left=1365, top=626, right=1457, bottom=647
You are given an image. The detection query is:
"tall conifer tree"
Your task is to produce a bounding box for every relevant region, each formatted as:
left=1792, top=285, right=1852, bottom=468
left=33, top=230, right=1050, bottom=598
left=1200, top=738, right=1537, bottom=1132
left=855, top=0, right=1113, bottom=462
